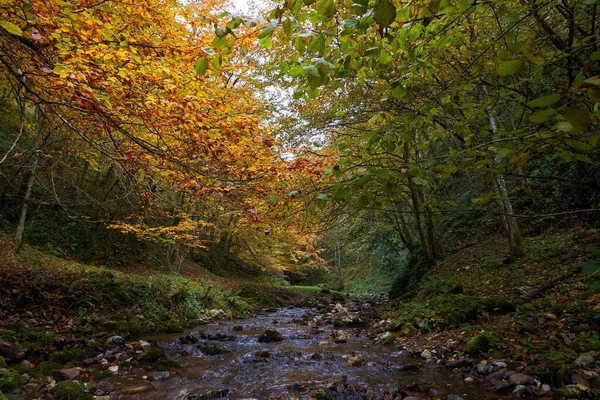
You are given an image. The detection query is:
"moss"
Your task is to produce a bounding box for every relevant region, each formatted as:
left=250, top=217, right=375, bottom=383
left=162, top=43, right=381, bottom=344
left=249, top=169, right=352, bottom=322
left=166, top=320, right=183, bottom=333
left=430, top=294, right=483, bottom=328
left=136, top=346, right=164, bottom=362
left=557, top=364, right=578, bottom=387
left=128, top=321, right=144, bottom=335
left=34, top=361, right=64, bottom=378
left=12, top=361, right=31, bottom=374
left=154, top=358, right=181, bottom=371
left=0, top=357, right=6, bottom=368
left=49, top=348, right=85, bottom=365
left=0, top=370, right=21, bottom=392
left=482, top=297, right=516, bottom=314
left=466, top=334, right=490, bottom=355
left=53, top=382, right=92, bottom=400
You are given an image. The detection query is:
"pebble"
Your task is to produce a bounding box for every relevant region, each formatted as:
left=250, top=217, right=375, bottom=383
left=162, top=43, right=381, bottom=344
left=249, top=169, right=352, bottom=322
left=508, top=372, right=530, bottom=386
left=541, top=384, right=551, bottom=392
left=513, top=385, right=527, bottom=394
left=421, top=349, right=432, bottom=359
left=464, top=377, right=474, bottom=382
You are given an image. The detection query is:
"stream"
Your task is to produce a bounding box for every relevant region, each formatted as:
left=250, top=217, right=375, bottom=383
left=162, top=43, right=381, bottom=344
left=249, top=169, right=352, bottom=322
left=109, top=297, right=507, bottom=400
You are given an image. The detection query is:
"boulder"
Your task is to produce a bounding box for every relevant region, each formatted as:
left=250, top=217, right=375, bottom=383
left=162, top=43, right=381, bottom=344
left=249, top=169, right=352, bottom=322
left=555, top=384, right=591, bottom=399
left=420, top=350, right=433, bottom=359
left=508, top=372, right=530, bottom=386
left=104, top=336, right=126, bottom=351
left=465, top=335, right=489, bottom=355
left=148, top=371, right=170, bottom=380
left=136, top=346, right=165, bottom=362
left=347, top=355, right=362, bottom=366
left=400, top=323, right=418, bottom=337
left=398, top=364, right=421, bottom=372
left=53, top=382, right=92, bottom=400
left=0, top=340, right=24, bottom=361
left=258, top=329, right=284, bottom=343
left=95, top=380, right=115, bottom=395
left=197, top=343, right=225, bottom=355
left=331, top=332, right=347, bottom=344
left=52, top=368, right=81, bottom=382
left=378, top=332, right=396, bottom=345
left=574, top=354, right=595, bottom=368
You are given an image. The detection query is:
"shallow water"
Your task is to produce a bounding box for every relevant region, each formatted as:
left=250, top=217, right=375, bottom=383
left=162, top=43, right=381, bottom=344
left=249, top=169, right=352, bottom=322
left=117, top=306, right=503, bottom=399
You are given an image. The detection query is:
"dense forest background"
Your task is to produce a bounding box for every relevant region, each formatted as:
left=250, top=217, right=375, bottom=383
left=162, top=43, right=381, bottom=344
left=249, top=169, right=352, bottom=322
left=1, top=0, right=599, bottom=293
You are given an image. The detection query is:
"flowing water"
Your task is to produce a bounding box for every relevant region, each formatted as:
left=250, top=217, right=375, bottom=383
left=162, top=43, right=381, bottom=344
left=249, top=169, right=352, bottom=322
left=116, top=304, right=503, bottom=399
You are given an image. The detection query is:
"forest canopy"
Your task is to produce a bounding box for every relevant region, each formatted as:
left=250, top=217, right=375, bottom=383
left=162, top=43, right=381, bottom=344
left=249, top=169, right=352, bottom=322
left=1, top=0, right=599, bottom=279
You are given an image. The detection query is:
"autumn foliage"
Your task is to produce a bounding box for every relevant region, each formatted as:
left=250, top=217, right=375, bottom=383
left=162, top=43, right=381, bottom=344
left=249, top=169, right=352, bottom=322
left=0, top=0, right=330, bottom=272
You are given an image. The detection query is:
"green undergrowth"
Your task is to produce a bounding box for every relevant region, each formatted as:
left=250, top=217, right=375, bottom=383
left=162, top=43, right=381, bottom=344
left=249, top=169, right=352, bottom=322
left=0, top=237, right=251, bottom=349
left=385, top=228, right=600, bottom=367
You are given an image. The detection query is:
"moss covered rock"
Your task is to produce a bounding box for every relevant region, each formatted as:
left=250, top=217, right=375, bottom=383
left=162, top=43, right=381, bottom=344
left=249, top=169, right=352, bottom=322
left=137, top=346, right=164, bottom=362
left=34, top=361, right=64, bottom=378
left=49, top=348, right=85, bottom=365
left=53, top=381, right=92, bottom=400
left=0, top=370, right=21, bottom=392
left=466, top=335, right=490, bottom=355
left=430, top=295, right=483, bottom=328
left=154, top=358, right=181, bottom=371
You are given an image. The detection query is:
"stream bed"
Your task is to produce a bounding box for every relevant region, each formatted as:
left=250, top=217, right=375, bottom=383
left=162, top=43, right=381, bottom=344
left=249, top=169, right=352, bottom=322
left=113, top=301, right=505, bottom=400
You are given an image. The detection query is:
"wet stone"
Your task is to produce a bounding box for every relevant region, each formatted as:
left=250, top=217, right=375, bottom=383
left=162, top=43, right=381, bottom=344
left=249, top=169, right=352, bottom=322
left=508, top=372, right=530, bottom=386
left=52, top=368, right=80, bottom=382
left=148, top=371, right=170, bottom=380
left=95, top=380, right=115, bottom=395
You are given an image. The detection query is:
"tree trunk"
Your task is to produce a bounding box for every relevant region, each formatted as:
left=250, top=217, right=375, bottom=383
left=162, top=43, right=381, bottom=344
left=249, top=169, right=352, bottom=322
left=407, top=172, right=435, bottom=265
left=487, top=110, right=525, bottom=259
left=15, top=151, right=40, bottom=253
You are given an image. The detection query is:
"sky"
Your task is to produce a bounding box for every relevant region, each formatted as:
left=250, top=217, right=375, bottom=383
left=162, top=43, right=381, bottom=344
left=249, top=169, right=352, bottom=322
left=231, top=0, right=250, bottom=12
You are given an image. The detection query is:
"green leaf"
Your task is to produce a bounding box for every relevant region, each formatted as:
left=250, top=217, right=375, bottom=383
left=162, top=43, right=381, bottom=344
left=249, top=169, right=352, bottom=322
left=496, top=60, right=522, bottom=77
left=527, top=93, right=561, bottom=108
left=412, top=176, right=428, bottom=186
left=259, top=36, right=273, bottom=48
left=356, top=193, right=369, bottom=207
left=304, top=65, right=321, bottom=77
left=227, top=18, right=243, bottom=30
left=211, top=54, right=222, bottom=70
left=258, top=19, right=279, bottom=39
left=212, top=36, right=228, bottom=49
left=591, top=51, right=600, bottom=61
left=0, top=21, right=22, bottom=36
left=457, top=0, right=471, bottom=12
left=194, top=57, right=209, bottom=75
left=316, top=0, right=337, bottom=18
left=580, top=262, right=600, bottom=273
left=289, top=66, right=307, bottom=77
left=391, top=84, right=407, bottom=99
left=563, top=107, right=591, bottom=132
left=352, top=0, right=369, bottom=15
left=308, top=35, right=326, bottom=55
left=528, top=109, right=556, bottom=123
left=374, top=0, right=396, bottom=27
left=554, top=121, right=573, bottom=132
left=269, top=195, right=278, bottom=204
